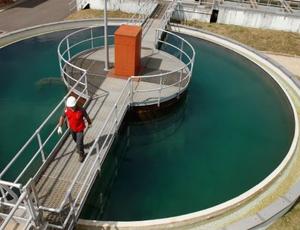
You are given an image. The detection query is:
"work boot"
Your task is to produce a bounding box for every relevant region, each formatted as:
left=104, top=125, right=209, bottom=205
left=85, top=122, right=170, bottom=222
left=79, top=153, right=85, bottom=162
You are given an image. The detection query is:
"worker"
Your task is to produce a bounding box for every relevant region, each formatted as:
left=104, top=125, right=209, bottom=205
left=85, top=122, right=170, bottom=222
left=57, top=96, right=92, bottom=162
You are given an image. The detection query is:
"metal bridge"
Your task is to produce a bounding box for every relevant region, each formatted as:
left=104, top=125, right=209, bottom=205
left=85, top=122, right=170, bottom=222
left=0, top=1, right=195, bottom=229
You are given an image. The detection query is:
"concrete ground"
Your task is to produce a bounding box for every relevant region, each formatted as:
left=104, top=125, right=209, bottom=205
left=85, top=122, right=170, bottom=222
left=0, top=0, right=72, bottom=33
left=265, top=53, right=300, bottom=78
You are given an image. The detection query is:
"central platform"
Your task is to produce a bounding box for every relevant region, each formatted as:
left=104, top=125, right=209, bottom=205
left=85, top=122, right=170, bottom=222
left=69, top=46, right=187, bottom=106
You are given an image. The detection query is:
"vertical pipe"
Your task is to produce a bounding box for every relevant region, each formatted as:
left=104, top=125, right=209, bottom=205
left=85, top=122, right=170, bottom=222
left=24, top=187, right=40, bottom=228
left=0, top=186, right=7, bottom=202
left=180, top=40, right=183, bottom=61
left=154, top=30, right=158, bottom=49
left=84, top=71, right=88, bottom=97
left=130, top=79, right=134, bottom=104
left=158, top=76, right=162, bottom=107
left=58, top=55, right=63, bottom=78
left=91, top=28, right=94, bottom=49
left=114, top=104, right=118, bottom=131
left=37, top=133, right=46, bottom=163
left=30, top=182, right=40, bottom=207
left=68, top=193, right=76, bottom=225
left=96, top=142, right=100, bottom=157
left=177, top=68, right=183, bottom=98
left=104, top=0, right=109, bottom=70
left=66, top=38, right=71, bottom=60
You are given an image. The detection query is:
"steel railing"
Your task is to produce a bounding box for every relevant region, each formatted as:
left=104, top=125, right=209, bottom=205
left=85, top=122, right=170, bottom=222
left=161, top=1, right=178, bottom=27
left=42, top=28, right=194, bottom=229
left=128, top=0, right=158, bottom=25
left=57, top=26, right=115, bottom=99
left=0, top=179, right=42, bottom=230
left=159, top=0, right=179, bottom=38
left=0, top=77, right=88, bottom=185
left=44, top=26, right=194, bottom=229
left=54, top=79, right=132, bottom=230
left=132, top=29, right=195, bottom=106
left=1, top=9, right=195, bottom=227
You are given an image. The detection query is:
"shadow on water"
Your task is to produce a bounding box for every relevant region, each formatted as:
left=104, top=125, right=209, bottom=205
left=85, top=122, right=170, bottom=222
left=80, top=95, right=188, bottom=220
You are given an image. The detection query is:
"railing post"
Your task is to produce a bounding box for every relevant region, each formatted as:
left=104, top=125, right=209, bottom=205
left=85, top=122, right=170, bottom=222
left=114, top=104, right=118, bottom=130
left=154, top=30, right=158, bottom=49
left=130, top=79, right=134, bottom=104
left=84, top=71, right=88, bottom=97
left=23, top=186, right=42, bottom=228
left=30, top=181, right=40, bottom=207
left=29, top=180, right=43, bottom=225
left=158, top=76, right=162, bottom=107
left=96, top=142, right=100, bottom=156
left=96, top=142, right=101, bottom=171
left=58, top=55, right=63, bottom=78
left=91, top=28, right=94, bottom=49
left=177, top=68, right=183, bottom=99
left=0, top=186, right=7, bottom=202
left=68, top=193, right=76, bottom=224
left=37, top=132, right=46, bottom=163
left=180, top=40, right=184, bottom=61
left=66, top=38, right=71, bottom=60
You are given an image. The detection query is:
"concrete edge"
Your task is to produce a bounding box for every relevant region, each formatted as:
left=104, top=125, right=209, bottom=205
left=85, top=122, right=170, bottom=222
left=1, top=19, right=299, bottom=229
left=77, top=25, right=300, bottom=229
left=171, top=24, right=300, bottom=229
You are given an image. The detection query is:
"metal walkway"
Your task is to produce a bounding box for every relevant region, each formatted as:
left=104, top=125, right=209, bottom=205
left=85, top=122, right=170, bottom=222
left=0, top=1, right=195, bottom=229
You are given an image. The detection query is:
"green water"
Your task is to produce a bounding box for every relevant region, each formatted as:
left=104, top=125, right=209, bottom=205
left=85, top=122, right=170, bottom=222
left=0, top=28, right=295, bottom=221
left=0, top=27, right=117, bottom=182
left=80, top=35, right=295, bottom=221
left=0, top=30, right=74, bottom=181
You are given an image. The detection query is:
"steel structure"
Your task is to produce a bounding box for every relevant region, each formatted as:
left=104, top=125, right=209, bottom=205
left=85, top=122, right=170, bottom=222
left=0, top=1, right=195, bottom=229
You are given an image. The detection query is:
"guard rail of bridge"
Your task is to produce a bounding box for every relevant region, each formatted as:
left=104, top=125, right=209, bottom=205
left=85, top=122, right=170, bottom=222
left=50, top=27, right=194, bottom=229
left=158, top=0, right=179, bottom=38
left=0, top=25, right=194, bottom=229
left=128, top=0, right=158, bottom=26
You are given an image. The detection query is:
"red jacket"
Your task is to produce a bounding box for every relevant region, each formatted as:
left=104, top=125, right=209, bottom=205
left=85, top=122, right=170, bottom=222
left=64, top=107, right=86, bottom=132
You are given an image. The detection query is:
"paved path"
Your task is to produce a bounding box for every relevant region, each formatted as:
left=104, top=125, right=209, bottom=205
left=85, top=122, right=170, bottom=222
left=265, top=53, right=300, bottom=78
left=0, top=0, right=72, bottom=33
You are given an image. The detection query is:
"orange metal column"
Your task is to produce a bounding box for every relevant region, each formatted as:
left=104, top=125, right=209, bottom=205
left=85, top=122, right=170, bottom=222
left=114, top=25, right=142, bottom=77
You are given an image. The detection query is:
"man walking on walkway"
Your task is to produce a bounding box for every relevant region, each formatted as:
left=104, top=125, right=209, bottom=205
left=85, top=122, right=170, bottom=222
left=57, top=96, right=92, bottom=162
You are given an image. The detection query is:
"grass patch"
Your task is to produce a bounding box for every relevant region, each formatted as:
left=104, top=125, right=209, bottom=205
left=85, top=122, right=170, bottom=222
left=65, top=9, right=136, bottom=20
left=182, top=20, right=300, bottom=56
left=268, top=200, right=300, bottom=230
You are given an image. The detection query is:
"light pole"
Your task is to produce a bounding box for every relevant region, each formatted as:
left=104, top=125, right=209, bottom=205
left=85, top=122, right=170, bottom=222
left=104, top=0, right=109, bottom=70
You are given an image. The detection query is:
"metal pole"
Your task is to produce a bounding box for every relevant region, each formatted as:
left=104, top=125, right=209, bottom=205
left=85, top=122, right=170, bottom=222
left=104, top=0, right=109, bottom=70
left=66, top=38, right=70, bottom=60
left=37, top=133, right=46, bottom=163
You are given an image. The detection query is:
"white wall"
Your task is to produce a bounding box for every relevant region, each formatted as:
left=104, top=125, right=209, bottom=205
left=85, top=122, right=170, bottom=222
left=173, top=4, right=212, bottom=22
left=89, top=0, right=143, bottom=13
left=217, top=7, right=300, bottom=33
left=87, top=0, right=300, bottom=33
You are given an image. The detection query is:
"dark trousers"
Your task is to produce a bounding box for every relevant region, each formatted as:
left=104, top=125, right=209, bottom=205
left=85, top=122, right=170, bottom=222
left=71, top=131, right=84, bottom=155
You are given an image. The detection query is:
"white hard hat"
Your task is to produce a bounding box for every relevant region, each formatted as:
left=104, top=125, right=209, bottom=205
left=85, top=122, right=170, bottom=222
left=66, top=96, right=76, bottom=107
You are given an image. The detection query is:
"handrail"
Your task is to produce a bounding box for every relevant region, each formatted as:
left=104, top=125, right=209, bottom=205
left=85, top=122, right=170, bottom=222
left=128, top=0, right=158, bottom=26
left=0, top=72, right=88, bottom=181
left=58, top=26, right=194, bottom=208
left=1, top=21, right=195, bottom=228
left=0, top=191, right=27, bottom=229
left=59, top=79, right=132, bottom=213
left=159, top=0, right=178, bottom=31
